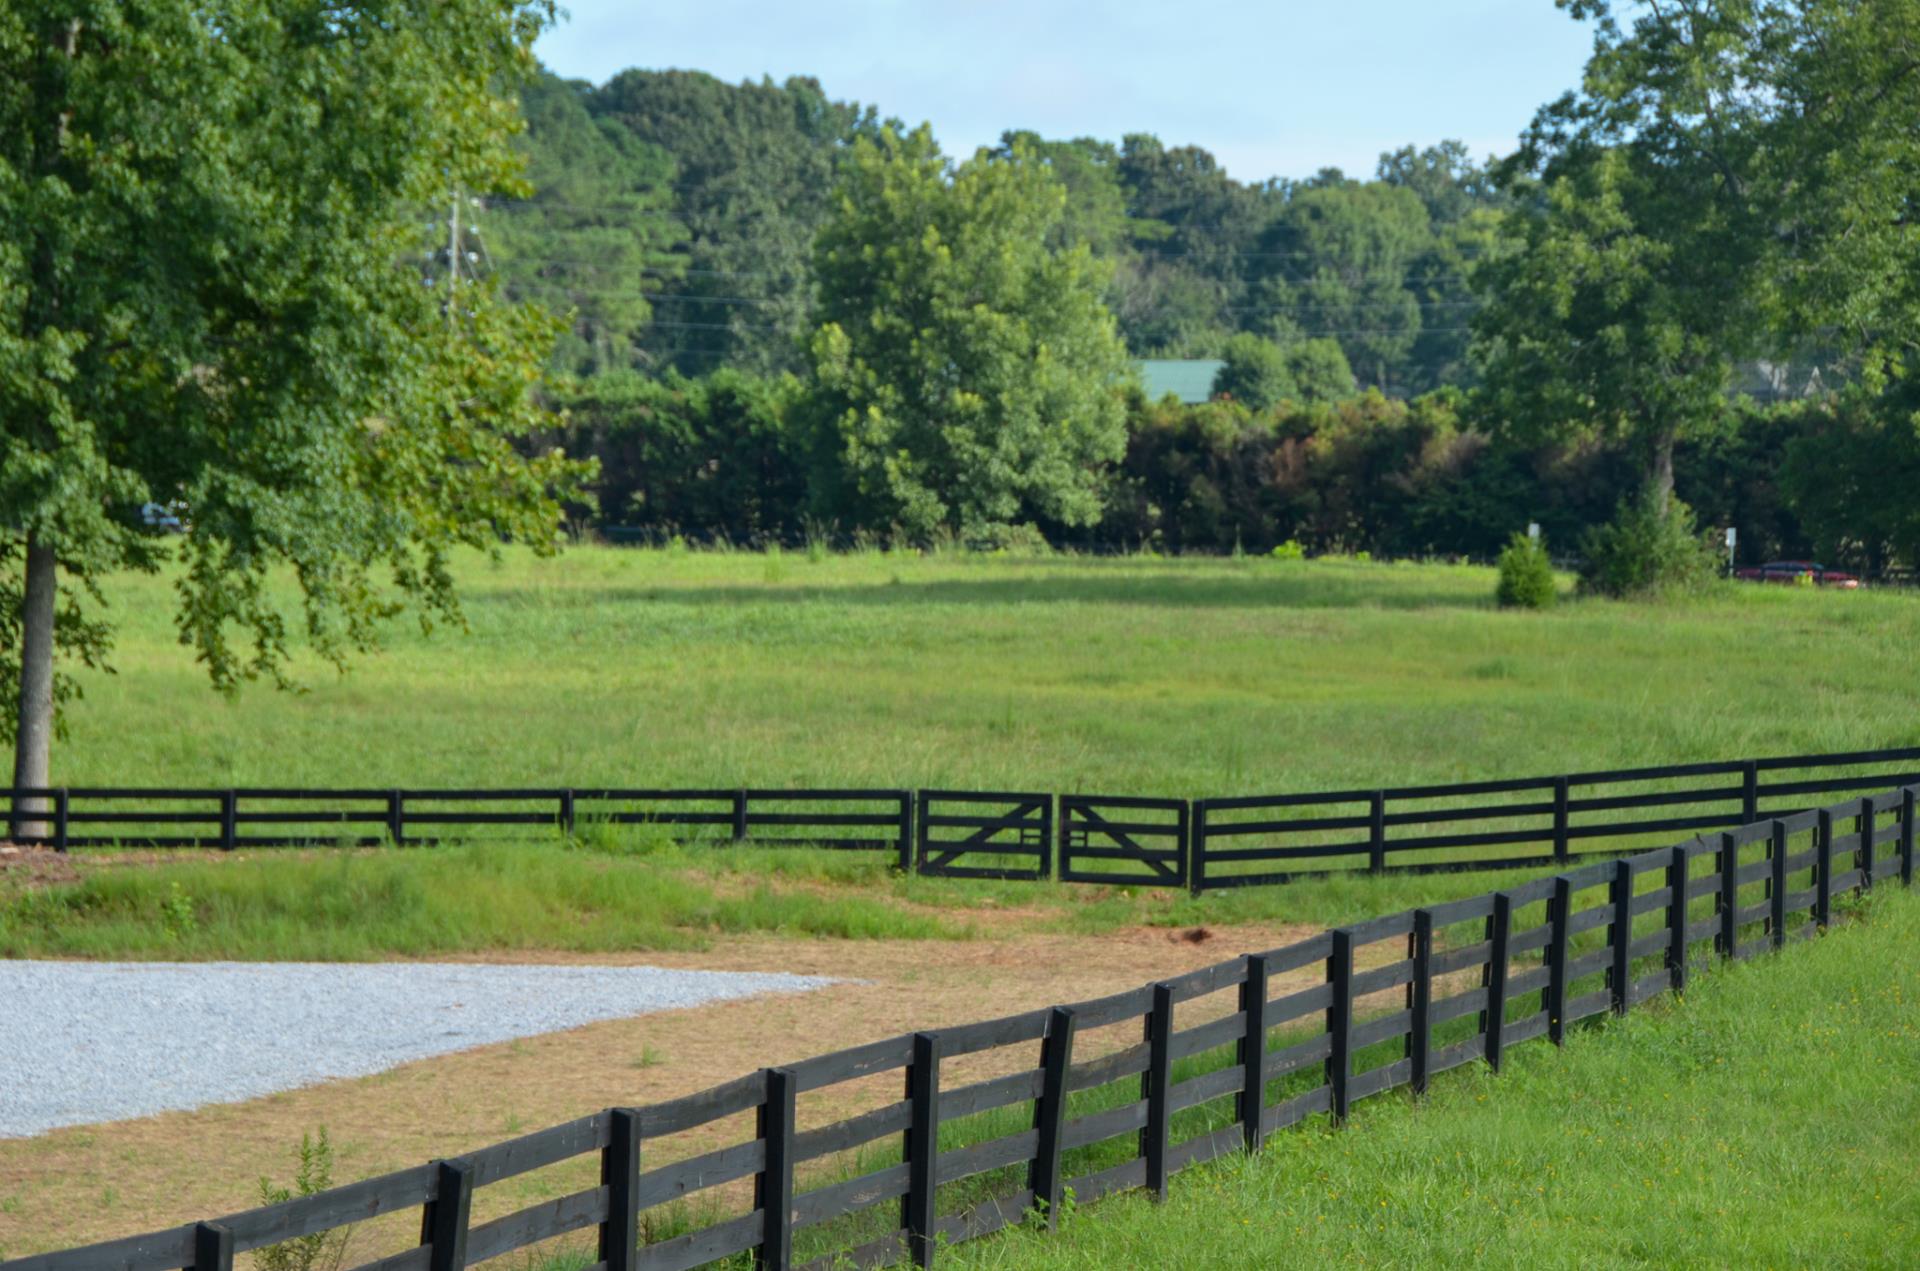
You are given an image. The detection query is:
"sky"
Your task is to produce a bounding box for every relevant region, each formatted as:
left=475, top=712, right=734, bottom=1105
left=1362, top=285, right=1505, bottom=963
left=534, top=0, right=1600, bottom=184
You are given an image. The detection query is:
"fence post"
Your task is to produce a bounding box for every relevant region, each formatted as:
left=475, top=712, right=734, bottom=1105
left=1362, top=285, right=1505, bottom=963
left=1665, top=846, right=1689, bottom=995
left=53, top=787, right=69, bottom=853
left=904, top=1032, right=942, bottom=1268
left=601, top=1108, right=640, bottom=1271
left=1409, top=910, right=1434, bottom=1090
left=896, top=792, right=914, bottom=874
left=1716, top=832, right=1738, bottom=956
left=1741, top=761, right=1759, bottom=823
left=1482, top=893, right=1512, bottom=1072
left=758, top=1070, right=796, bottom=1271
left=1037, top=796, right=1056, bottom=880
left=1815, top=808, right=1834, bottom=929
left=732, top=790, right=749, bottom=844
left=193, top=1222, right=234, bottom=1271
left=1143, top=983, right=1174, bottom=1201
left=1855, top=797, right=1875, bottom=892
left=1239, top=956, right=1269, bottom=1151
left=423, top=1159, right=474, bottom=1271
left=1176, top=800, right=1193, bottom=890
left=1030, top=1007, right=1076, bottom=1229
left=1327, top=931, right=1354, bottom=1122
left=388, top=789, right=406, bottom=848
left=1896, top=787, right=1912, bottom=887
left=1367, top=791, right=1387, bottom=873
left=220, top=790, right=238, bottom=853
left=1770, top=820, right=1788, bottom=948
left=1552, top=778, right=1570, bottom=862
left=1608, top=860, right=1633, bottom=1015
left=1188, top=801, right=1208, bottom=896
left=1546, top=877, right=1571, bottom=1046
left=559, top=790, right=576, bottom=838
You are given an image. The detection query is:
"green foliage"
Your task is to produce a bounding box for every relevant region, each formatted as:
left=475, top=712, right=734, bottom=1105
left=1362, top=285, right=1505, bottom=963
left=1494, top=533, right=1556, bottom=609
left=588, top=70, right=878, bottom=376
left=1578, top=494, right=1721, bottom=599
left=0, top=0, right=592, bottom=748
left=1269, top=540, right=1305, bottom=561
left=551, top=368, right=806, bottom=540
left=255, top=1130, right=351, bottom=1271
left=808, top=129, right=1131, bottom=539
left=491, top=71, right=686, bottom=376
left=1212, top=334, right=1356, bottom=412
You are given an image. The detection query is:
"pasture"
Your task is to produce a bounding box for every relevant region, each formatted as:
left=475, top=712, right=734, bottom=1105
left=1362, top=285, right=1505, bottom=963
left=3, top=546, right=1918, bottom=1260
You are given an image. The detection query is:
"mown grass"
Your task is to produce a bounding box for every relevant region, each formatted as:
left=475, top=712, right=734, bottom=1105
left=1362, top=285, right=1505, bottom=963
left=945, top=888, right=1920, bottom=1269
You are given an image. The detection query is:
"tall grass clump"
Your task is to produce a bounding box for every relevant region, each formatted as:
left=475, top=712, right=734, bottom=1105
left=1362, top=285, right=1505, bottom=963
left=1494, top=532, right=1556, bottom=608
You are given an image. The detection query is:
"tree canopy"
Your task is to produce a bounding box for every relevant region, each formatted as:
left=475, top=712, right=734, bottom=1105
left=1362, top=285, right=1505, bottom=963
left=807, top=130, right=1132, bottom=539
left=0, top=0, right=588, bottom=805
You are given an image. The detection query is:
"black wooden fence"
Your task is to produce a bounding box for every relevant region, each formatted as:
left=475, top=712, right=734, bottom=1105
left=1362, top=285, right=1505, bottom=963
left=9, top=784, right=1913, bottom=1271
left=6, top=747, right=1919, bottom=893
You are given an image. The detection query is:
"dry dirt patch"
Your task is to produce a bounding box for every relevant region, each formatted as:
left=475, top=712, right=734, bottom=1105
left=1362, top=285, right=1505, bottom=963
left=0, top=921, right=1335, bottom=1259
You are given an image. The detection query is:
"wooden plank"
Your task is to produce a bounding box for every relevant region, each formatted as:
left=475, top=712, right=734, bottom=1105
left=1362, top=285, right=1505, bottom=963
left=1263, top=1032, right=1334, bottom=1079
left=636, top=1211, right=762, bottom=1271
left=1060, top=1101, right=1148, bottom=1152
left=1261, top=1085, right=1332, bottom=1134
left=468, top=1114, right=607, bottom=1188
left=465, top=1187, right=607, bottom=1266
left=1168, top=1063, right=1244, bottom=1114
left=941, top=1068, right=1043, bottom=1122
left=1168, top=1010, right=1245, bottom=1062
left=642, top=1071, right=767, bottom=1135
left=791, top=1164, right=910, bottom=1229
left=794, top=1102, right=909, bottom=1165
left=1065, top=1040, right=1150, bottom=1093
left=939, top=1129, right=1038, bottom=1184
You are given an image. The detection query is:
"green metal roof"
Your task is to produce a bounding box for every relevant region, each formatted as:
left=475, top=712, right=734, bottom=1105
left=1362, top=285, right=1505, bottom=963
left=1137, top=359, right=1225, bottom=404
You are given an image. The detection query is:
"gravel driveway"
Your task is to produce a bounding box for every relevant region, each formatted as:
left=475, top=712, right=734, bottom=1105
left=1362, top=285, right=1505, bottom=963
left=0, top=960, right=834, bottom=1137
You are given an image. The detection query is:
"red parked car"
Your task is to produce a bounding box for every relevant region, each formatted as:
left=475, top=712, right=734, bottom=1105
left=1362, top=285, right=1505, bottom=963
left=1734, top=560, right=1862, bottom=589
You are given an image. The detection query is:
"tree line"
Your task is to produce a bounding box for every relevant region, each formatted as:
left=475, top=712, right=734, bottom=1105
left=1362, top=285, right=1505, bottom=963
left=489, top=3, right=1920, bottom=573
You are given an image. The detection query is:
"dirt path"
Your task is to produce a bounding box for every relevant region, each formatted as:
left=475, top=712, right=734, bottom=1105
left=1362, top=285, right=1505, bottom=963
left=0, top=921, right=1330, bottom=1259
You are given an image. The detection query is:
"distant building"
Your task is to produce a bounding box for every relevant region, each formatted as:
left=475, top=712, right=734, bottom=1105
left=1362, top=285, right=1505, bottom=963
left=1137, top=359, right=1225, bottom=404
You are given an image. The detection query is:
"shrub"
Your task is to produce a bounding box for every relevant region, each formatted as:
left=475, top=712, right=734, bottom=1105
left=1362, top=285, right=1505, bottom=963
left=1578, top=494, right=1721, bottom=598
left=1270, top=539, right=1305, bottom=561
left=1495, top=533, right=1557, bottom=608
left=257, top=1130, right=353, bottom=1271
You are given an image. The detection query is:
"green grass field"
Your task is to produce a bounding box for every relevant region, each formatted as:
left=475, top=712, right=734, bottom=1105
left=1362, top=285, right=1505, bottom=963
left=49, top=545, right=1920, bottom=793
left=949, top=888, right=1920, bottom=1270
left=10, top=546, right=1919, bottom=958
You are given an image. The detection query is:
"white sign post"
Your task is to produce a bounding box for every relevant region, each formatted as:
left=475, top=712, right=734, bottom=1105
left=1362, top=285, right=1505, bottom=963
left=1527, top=522, right=1540, bottom=543
left=1725, top=526, right=1737, bottom=576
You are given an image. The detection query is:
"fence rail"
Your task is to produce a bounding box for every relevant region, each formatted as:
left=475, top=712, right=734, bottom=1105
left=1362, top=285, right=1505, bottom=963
left=10, top=783, right=1913, bottom=1271
left=6, top=747, right=1919, bottom=893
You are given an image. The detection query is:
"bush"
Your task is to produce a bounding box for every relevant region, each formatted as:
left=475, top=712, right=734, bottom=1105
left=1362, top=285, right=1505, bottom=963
left=1578, top=494, right=1721, bottom=598
left=1495, top=533, right=1557, bottom=608
left=1270, top=539, right=1305, bottom=561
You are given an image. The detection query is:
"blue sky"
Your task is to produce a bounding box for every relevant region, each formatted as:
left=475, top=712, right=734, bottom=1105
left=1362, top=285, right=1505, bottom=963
left=535, top=1, right=1599, bottom=183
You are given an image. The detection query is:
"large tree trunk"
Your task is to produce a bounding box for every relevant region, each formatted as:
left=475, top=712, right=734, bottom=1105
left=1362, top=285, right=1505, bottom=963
left=10, top=536, right=56, bottom=842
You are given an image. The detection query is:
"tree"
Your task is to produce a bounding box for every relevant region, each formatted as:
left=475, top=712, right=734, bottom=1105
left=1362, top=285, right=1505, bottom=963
left=1479, top=0, right=1920, bottom=519
left=590, top=71, right=878, bottom=376
left=1254, top=180, right=1431, bottom=394
left=1213, top=333, right=1355, bottom=410
left=1, top=1, right=588, bottom=831
left=490, top=70, right=686, bottom=377
left=808, top=129, right=1132, bottom=539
